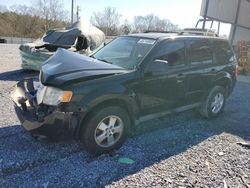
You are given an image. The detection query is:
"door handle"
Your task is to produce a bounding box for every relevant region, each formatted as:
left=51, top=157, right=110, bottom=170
left=177, top=73, right=185, bottom=83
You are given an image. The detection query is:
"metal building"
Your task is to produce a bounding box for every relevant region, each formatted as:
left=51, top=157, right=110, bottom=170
left=200, top=0, right=250, bottom=45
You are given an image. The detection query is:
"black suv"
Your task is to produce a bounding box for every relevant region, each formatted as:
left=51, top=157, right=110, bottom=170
left=12, top=31, right=237, bottom=154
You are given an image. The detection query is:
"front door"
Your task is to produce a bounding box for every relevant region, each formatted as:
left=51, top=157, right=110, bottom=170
left=134, top=39, right=189, bottom=116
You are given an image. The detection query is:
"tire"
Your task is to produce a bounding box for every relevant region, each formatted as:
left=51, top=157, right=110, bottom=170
left=81, top=106, right=130, bottom=155
left=200, top=86, right=227, bottom=119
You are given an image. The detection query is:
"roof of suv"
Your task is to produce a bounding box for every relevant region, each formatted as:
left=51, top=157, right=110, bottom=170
left=127, top=29, right=226, bottom=41
left=128, top=32, right=178, bottom=40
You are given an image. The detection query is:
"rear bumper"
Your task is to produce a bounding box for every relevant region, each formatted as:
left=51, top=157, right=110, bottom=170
left=229, top=76, right=237, bottom=96
left=11, top=79, right=77, bottom=139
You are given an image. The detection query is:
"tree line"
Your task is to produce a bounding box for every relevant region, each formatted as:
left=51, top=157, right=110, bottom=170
left=91, top=7, right=179, bottom=36
left=0, top=1, right=179, bottom=38
left=0, top=0, right=69, bottom=38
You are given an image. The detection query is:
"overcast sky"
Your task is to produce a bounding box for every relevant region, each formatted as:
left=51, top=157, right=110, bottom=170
left=1, top=0, right=231, bottom=35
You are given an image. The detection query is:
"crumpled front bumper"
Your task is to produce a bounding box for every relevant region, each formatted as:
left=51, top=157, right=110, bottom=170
left=11, top=79, right=76, bottom=139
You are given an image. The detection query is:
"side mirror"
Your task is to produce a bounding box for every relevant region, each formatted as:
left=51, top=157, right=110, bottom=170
left=144, top=59, right=169, bottom=74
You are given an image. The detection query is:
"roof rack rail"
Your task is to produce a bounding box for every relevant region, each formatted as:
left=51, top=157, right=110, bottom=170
left=178, top=28, right=219, bottom=37
left=144, top=30, right=179, bottom=34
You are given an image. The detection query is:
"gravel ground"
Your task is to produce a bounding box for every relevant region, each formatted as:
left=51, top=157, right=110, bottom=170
left=0, top=44, right=249, bottom=187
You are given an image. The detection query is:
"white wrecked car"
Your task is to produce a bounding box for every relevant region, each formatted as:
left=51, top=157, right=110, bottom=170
left=19, top=20, right=105, bottom=71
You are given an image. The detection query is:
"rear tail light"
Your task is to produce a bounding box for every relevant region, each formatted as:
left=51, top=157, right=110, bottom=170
left=233, top=64, right=238, bottom=77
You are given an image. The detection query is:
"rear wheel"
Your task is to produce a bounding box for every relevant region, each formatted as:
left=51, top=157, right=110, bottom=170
left=81, top=106, right=130, bottom=155
left=200, top=86, right=226, bottom=118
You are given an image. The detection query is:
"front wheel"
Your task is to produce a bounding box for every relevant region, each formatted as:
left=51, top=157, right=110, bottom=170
left=200, top=86, right=227, bottom=119
left=81, top=106, right=130, bottom=155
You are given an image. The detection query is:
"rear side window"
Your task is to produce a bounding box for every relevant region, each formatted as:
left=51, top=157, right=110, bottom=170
left=213, top=40, right=234, bottom=65
left=155, top=41, right=185, bottom=67
left=188, top=40, right=213, bottom=65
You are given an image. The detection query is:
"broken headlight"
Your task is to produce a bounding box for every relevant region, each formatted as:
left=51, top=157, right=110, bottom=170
left=37, top=85, right=72, bottom=106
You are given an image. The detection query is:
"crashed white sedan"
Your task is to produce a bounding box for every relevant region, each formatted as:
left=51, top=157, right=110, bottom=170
left=19, top=20, right=106, bottom=71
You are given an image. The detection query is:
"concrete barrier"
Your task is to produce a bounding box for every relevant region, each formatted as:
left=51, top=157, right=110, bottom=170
left=0, top=36, right=36, bottom=44
left=0, top=36, right=117, bottom=45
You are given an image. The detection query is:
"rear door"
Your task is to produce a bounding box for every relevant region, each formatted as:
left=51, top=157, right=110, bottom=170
left=185, top=38, right=215, bottom=104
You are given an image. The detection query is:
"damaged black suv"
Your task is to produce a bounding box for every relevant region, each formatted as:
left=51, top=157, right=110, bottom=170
left=12, top=31, right=237, bottom=154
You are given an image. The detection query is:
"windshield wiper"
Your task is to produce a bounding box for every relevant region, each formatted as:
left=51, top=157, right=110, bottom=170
left=97, top=58, right=113, bottom=64
left=91, top=55, right=112, bottom=64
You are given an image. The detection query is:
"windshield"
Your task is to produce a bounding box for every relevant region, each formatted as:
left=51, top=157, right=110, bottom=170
left=92, top=36, right=155, bottom=69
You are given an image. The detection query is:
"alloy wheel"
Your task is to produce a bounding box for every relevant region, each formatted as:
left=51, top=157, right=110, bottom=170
left=94, top=115, right=124, bottom=148
left=211, top=93, right=224, bottom=114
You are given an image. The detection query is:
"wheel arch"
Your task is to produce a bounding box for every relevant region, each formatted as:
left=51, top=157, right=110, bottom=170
left=212, top=75, right=232, bottom=97
left=77, top=97, right=137, bottom=138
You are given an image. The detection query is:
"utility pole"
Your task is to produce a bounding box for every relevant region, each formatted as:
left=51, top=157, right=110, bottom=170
left=71, top=0, right=74, bottom=24
left=76, top=5, right=80, bottom=21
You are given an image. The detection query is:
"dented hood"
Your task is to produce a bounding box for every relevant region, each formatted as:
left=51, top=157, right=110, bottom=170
left=40, top=48, right=127, bottom=86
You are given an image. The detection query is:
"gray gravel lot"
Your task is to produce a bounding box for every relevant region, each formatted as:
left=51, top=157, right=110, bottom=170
left=0, top=44, right=249, bottom=187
